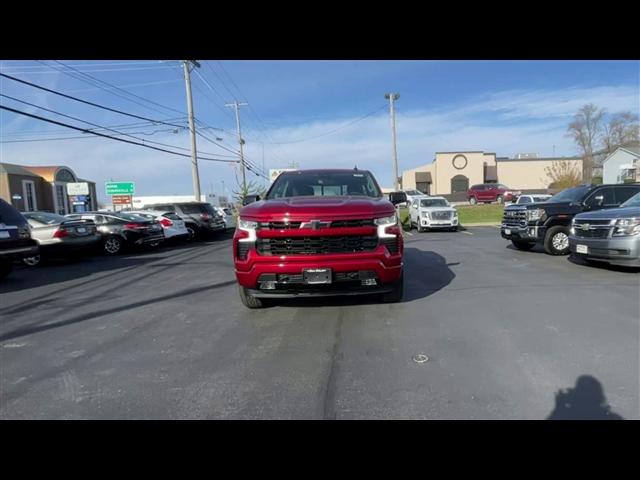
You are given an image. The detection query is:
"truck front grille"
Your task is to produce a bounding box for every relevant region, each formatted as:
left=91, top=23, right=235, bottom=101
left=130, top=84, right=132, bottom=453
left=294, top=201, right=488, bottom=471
left=256, top=235, right=378, bottom=255
left=259, top=219, right=374, bottom=230
left=431, top=210, right=452, bottom=220
left=502, top=209, right=527, bottom=227
left=573, top=219, right=612, bottom=239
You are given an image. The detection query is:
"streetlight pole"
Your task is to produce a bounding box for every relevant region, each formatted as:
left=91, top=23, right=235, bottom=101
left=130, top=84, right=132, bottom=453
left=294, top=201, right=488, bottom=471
left=183, top=60, right=201, bottom=201
left=385, top=93, right=400, bottom=191
left=225, top=101, right=249, bottom=194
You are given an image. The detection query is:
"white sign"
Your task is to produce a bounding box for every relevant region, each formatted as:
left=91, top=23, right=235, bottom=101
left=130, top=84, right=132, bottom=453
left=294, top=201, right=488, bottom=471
left=66, top=182, right=90, bottom=195
left=12, top=194, right=22, bottom=200
left=269, top=168, right=295, bottom=184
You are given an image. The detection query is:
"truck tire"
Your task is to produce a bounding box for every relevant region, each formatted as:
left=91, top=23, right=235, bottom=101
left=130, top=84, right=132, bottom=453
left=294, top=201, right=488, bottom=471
left=544, top=226, right=571, bottom=255
left=469, top=196, right=477, bottom=205
left=239, top=285, right=267, bottom=309
left=511, top=240, right=535, bottom=251
left=381, top=271, right=404, bottom=303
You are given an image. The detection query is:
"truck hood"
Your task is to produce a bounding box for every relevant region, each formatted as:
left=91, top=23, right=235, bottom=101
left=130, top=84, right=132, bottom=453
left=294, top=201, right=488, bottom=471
left=240, top=196, right=395, bottom=221
left=575, top=206, right=640, bottom=220
left=418, top=206, right=456, bottom=213
left=506, top=201, right=571, bottom=210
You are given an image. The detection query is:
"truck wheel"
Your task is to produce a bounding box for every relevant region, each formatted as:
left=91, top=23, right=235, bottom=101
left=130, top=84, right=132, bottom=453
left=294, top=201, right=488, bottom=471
left=239, top=285, right=267, bottom=309
left=0, top=259, right=12, bottom=279
left=381, top=271, right=404, bottom=303
left=496, top=195, right=504, bottom=204
left=544, top=226, right=570, bottom=255
left=469, top=196, right=477, bottom=205
left=103, top=235, right=123, bottom=255
left=511, top=240, right=535, bottom=251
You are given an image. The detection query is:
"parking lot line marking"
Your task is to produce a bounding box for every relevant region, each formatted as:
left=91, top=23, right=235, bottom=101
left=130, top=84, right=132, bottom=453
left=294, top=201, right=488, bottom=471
left=405, top=231, right=414, bottom=236
left=461, top=231, right=474, bottom=235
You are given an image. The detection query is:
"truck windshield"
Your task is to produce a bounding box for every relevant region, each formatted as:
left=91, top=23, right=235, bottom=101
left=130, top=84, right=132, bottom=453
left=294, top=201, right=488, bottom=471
left=267, top=171, right=382, bottom=199
left=549, top=185, right=591, bottom=203
left=420, top=198, right=448, bottom=207
left=621, top=192, right=640, bottom=208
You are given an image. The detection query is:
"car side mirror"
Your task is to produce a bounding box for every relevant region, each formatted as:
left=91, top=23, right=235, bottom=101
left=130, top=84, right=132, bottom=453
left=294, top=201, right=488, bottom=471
left=242, top=195, right=260, bottom=206
left=389, top=191, right=407, bottom=205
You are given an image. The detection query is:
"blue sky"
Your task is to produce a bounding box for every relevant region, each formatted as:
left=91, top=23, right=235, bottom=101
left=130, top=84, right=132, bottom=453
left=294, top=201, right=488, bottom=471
left=1, top=60, right=638, bottom=202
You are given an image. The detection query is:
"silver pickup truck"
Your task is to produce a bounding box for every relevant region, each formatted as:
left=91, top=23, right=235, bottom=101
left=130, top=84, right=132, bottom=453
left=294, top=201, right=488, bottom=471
left=569, top=192, right=640, bottom=267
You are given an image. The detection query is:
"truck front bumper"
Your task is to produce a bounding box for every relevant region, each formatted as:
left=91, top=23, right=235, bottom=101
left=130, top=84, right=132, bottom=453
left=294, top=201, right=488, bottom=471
left=500, top=224, right=545, bottom=242
left=235, top=246, right=403, bottom=292
left=569, top=235, right=640, bottom=267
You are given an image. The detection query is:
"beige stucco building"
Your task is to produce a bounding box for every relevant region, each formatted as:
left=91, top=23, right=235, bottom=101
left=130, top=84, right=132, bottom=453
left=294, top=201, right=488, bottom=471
left=402, top=151, right=583, bottom=200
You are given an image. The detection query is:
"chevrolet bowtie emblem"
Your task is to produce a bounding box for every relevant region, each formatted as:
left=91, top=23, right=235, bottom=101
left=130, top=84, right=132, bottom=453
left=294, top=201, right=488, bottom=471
left=301, top=220, right=331, bottom=230
left=581, top=224, right=590, bottom=231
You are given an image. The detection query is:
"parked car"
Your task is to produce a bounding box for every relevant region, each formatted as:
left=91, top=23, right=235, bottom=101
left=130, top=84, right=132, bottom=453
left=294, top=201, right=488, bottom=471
left=467, top=183, right=521, bottom=205
left=569, top=192, right=640, bottom=267
left=409, top=196, right=459, bottom=232
left=65, top=211, right=165, bottom=255
left=21, top=212, right=100, bottom=266
left=515, top=194, right=552, bottom=204
left=144, top=202, right=225, bottom=239
left=127, top=210, right=189, bottom=241
left=215, top=206, right=236, bottom=230
left=0, top=199, right=39, bottom=278
left=401, top=189, right=429, bottom=206
left=501, top=183, right=640, bottom=255
left=234, top=169, right=406, bottom=308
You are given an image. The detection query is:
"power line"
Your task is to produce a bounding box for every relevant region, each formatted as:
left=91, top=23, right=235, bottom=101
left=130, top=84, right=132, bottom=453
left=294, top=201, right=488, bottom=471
left=0, top=104, right=238, bottom=163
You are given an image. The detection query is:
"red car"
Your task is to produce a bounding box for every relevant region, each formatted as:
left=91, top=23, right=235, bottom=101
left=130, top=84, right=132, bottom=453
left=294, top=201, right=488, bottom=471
left=233, top=169, right=406, bottom=308
left=466, top=183, right=521, bottom=205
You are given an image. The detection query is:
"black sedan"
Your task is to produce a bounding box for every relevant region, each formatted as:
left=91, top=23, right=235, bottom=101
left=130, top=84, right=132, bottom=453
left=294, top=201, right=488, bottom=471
left=66, top=211, right=165, bottom=255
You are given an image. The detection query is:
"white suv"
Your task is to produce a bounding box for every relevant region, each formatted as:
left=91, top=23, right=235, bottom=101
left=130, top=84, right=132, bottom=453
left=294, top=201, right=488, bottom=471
left=409, top=196, right=459, bottom=232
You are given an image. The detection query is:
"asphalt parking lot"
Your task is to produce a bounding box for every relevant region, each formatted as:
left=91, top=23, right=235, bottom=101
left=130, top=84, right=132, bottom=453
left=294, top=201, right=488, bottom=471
left=1, top=228, right=638, bottom=419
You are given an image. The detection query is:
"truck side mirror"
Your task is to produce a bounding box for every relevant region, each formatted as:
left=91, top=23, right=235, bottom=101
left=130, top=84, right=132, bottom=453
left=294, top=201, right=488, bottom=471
left=593, top=195, right=604, bottom=206
left=242, top=195, right=260, bottom=206
left=389, top=191, right=407, bottom=205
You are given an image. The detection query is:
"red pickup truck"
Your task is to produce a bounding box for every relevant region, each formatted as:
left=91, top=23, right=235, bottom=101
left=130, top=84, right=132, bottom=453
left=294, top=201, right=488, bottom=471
left=233, top=169, right=406, bottom=308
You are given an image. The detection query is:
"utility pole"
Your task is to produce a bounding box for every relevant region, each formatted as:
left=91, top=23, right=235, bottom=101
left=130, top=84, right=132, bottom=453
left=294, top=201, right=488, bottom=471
left=262, top=143, right=266, bottom=189
left=182, top=60, right=201, bottom=201
left=385, top=93, right=400, bottom=191
left=225, top=101, right=249, bottom=194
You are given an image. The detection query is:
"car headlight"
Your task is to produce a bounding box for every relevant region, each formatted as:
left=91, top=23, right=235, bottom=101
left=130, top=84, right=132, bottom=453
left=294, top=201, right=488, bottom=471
left=238, top=218, right=258, bottom=230
left=374, top=215, right=397, bottom=226
left=452, top=210, right=458, bottom=217
left=421, top=211, right=430, bottom=218
left=526, top=208, right=545, bottom=222
left=612, top=217, right=640, bottom=236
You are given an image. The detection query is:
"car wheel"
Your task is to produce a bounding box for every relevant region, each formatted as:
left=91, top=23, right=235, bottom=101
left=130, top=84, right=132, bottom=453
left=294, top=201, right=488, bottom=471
left=238, top=285, right=267, bottom=309
left=496, top=195, right=504, bottom=205
left=469, top=196, right=477, bottom=205
left=381, top=271, right=404, bottom=303
left=186, top=225, right=197, bottom=241
left=149, top=241, right=161, bottom=248
left=103, top=235, right=123, bottom=255
left=0, top=259, right=12, bottom=279
left=22, top=255, right=41, bottom=266
left=544, top=226, right=571, bottom=255
left=512, top=240, right=535, bottom=251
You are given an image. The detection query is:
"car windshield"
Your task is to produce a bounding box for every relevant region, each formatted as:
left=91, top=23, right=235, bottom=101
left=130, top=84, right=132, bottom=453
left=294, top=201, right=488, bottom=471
left=405, top=190, right=422, bottom=196
left=180, top=203, right=217, bottom=215
left=420, top=198, right=448, bottom=207
left=115, top=212, right=149, bottom=221
left=23, top=212, right=67, bottom=225
left=496, top=184, right=509, bottom=189
left=620, top=192, right=640, bottom=208
left=549, top=185, right=591, bottom=203
left=532, top=196, right=550, bottom=202
left=267, top=171, right=382, bottom=199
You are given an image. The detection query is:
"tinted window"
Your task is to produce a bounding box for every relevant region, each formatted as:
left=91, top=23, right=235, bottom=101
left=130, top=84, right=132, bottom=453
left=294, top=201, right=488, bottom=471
left=470, top=185, right=482, bottom=190
left=621, top=192, right=640, bottom=208
left=23, top=212, right=67, bottom=225
left=164, top=213, right=182, bottom=221
left=179, top=203, right=215, bottom=215
left=549, top=185, right=592, bottom=203
left=585, top=188, right=617, bottom=208
left=420, top=198, right=449, bottom=207
left=615, top=186, right=640, bottom=205
left=518, top=196, right=531, bottom=204
left=267, top=171, right=382, bottom=199
left=0, top=199, right=28, bottom=226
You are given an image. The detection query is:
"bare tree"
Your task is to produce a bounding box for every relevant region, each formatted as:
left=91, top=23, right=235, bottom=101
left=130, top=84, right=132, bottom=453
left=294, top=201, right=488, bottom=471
left=566, top=104, right=606, bottom=182
left=544, top=160, right=582, bottom=191
left=601, top=111, right=640, bottom=154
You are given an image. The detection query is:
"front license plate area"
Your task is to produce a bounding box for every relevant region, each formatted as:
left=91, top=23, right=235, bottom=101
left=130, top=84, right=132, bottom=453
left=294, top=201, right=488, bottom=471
left=303, top=268, right=332, bottom=284
left=576, top=244, right=588, bottom=254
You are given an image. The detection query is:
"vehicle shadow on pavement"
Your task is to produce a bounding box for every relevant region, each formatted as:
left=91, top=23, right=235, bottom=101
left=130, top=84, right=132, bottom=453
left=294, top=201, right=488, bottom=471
left=567, top=254, right=640, bottom=274
left=546, top=375, right=624, bottom=420
left=275, top=248, right=456, bottom=308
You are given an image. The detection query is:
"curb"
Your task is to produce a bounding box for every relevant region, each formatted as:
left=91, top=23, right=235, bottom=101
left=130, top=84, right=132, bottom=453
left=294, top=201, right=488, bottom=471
left=461, top=222, right=501, bottom=227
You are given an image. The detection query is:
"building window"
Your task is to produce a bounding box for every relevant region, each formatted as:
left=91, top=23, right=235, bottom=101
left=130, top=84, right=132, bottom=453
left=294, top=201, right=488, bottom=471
left=416, top=182, right=430, bottom=194
left=451, top=175, right=469, bottom=193
left=55, top=168, right=76, bottom=183
left=22, top=180, right=37, bottom=211
left=55, top=184, right=67, bottom=215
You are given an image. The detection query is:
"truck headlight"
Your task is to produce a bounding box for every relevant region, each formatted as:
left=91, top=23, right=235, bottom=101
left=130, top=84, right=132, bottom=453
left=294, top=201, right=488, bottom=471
left=374, top=215, right=397, bottom=226
left=237, top=218, right=258, bottom=242
left=421, top=211, right=430, bottom=218
left=526, top=208, right=545, bottom=222
left=612, top=217, right=640, bottom=236
left=238, top=218, right=258, bottom=230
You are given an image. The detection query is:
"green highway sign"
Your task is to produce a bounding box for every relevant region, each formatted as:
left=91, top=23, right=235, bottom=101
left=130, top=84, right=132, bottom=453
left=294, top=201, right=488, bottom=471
left=105, top=182, right=135, bottom=195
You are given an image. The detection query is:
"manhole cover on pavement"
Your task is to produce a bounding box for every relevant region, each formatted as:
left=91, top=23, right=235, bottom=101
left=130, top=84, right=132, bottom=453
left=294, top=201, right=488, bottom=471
left=413, top=354, right=429, bottom=364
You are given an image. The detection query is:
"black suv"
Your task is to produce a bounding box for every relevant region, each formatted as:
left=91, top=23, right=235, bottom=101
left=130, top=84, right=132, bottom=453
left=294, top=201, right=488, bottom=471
left=144, top=202, right=225, bottom=239
left=501, top=183, right=640, bottom=255
left=0, top=199, right=39, bottom=278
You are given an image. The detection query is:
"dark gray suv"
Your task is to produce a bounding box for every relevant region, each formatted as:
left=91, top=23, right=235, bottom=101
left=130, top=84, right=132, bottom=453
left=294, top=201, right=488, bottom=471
left=144, top=202, right=225, bottom=239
